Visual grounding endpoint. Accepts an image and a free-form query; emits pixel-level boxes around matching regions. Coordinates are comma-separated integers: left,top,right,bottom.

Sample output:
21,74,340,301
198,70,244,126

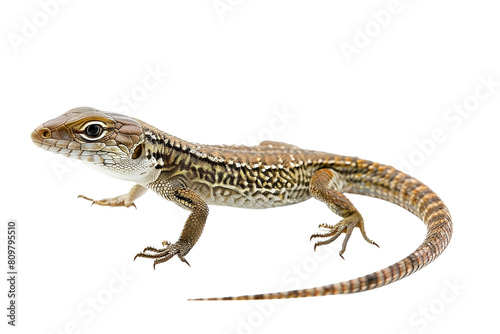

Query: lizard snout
31,126,52,146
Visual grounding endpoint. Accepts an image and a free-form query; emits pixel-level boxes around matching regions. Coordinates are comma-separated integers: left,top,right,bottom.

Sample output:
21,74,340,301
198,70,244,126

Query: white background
1,1,499,333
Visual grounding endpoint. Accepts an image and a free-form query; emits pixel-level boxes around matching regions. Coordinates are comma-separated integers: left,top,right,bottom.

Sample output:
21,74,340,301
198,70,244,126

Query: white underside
84,162,160,185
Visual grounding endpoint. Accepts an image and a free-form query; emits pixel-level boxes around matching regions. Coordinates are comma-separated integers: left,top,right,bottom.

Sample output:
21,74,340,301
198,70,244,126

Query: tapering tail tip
189,293,282,301
188,288,331,301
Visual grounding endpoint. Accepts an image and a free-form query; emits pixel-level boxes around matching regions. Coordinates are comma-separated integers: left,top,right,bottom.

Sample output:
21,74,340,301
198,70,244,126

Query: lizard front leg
134,177,209,268
309,168,379,258
78,184,148,208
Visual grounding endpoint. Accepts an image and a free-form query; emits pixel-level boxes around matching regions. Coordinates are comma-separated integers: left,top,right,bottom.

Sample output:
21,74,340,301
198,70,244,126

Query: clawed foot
310,212,379,259
78,194,137,209
134,240,192,269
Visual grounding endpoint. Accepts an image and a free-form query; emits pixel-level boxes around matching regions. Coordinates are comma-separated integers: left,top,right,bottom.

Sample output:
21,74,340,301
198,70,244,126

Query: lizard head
31,107,160,184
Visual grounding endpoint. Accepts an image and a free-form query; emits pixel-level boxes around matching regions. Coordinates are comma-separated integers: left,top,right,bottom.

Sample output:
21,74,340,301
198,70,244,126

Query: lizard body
31,107,452,300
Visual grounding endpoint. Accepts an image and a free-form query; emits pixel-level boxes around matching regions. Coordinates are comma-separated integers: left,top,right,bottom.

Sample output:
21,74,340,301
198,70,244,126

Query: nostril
38,128,51,139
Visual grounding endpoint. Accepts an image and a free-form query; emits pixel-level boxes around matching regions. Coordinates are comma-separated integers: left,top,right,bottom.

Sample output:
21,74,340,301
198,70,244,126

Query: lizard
31,106,452,300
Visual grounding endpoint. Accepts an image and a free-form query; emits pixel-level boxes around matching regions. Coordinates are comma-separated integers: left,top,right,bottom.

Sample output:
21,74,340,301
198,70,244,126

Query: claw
78,194,137,208
178,254,191,267
135,240,190,268
310,233,321,241
78,195,95,205
310,212,378,257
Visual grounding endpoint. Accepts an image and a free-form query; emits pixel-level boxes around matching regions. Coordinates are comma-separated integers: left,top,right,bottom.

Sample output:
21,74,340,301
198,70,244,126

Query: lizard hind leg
309,168,379,259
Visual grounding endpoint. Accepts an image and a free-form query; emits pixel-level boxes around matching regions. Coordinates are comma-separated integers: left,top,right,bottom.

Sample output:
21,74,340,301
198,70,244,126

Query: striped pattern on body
31,107,452,300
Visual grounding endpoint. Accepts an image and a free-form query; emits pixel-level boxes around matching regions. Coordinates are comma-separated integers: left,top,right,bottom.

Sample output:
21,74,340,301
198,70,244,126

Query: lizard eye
82,122,105,140
85,124,102,137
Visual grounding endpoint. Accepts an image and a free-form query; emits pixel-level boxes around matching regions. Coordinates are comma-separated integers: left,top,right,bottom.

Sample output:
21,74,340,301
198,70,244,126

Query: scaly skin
31,107,452,300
